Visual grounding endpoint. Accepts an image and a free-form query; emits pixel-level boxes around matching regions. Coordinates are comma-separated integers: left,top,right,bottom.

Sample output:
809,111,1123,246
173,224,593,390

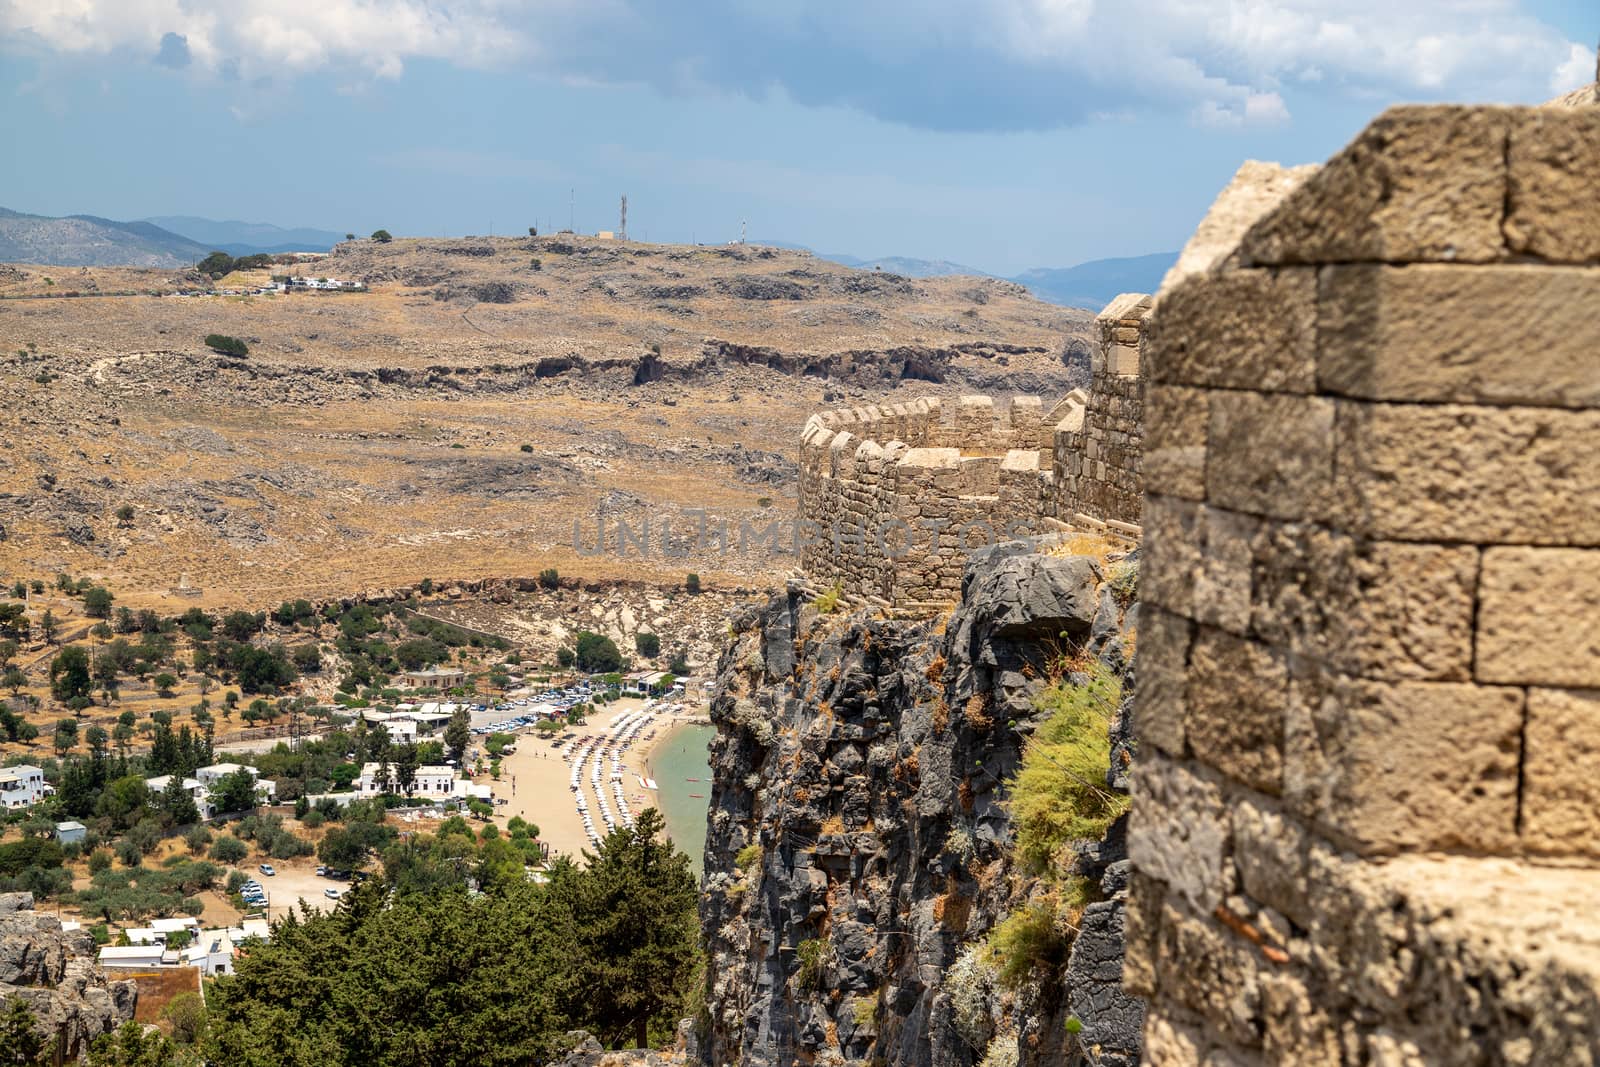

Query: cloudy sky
1,1,1594,274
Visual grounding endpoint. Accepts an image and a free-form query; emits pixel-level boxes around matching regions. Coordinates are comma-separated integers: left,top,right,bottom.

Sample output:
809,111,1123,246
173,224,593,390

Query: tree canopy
203,808,699,1063
574,632,623,673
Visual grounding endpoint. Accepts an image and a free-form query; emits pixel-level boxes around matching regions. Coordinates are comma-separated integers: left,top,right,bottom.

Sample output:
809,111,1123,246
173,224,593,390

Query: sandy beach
492,697,704,861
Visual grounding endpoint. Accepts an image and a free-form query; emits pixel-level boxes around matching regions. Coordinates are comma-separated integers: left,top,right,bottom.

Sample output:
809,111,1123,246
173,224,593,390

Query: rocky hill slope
0,238,1088,604
699,537,1142,1066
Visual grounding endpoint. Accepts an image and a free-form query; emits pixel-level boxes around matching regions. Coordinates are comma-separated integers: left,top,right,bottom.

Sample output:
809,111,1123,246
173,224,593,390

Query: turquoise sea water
648,723,715,879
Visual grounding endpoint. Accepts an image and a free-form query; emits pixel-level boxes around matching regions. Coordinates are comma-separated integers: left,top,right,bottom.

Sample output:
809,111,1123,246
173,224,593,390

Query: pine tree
444,707,470,766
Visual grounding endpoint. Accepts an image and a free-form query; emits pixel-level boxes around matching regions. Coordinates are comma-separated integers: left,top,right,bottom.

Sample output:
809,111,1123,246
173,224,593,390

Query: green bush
984,888,1087,990
574,632,622,673
734,842,761,872
1007,666,1127,877
209,835,249,864
812,582,843,615
795,938,829,991
371,229,393,243
204,333,249,357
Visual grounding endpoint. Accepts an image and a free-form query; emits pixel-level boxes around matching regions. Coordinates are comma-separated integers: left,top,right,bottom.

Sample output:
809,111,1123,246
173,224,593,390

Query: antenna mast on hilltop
619,195,628,242
740,219,746,245
569,188,575,233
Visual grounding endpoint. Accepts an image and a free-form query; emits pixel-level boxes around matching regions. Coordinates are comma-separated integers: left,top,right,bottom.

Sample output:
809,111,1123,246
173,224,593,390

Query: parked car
315,865,327,876
259,864,276,876
324,888,341,899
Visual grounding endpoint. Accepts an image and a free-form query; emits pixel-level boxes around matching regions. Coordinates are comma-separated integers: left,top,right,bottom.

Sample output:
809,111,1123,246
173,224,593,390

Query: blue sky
1,1,1595,275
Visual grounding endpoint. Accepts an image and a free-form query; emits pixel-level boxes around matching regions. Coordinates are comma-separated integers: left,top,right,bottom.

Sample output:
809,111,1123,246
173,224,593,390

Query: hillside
0,208,214,269
0,235,1091,606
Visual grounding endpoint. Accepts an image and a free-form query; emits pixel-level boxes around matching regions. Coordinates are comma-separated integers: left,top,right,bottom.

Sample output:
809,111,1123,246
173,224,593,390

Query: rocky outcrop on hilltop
0,892,137,1058
699,539,1143,1066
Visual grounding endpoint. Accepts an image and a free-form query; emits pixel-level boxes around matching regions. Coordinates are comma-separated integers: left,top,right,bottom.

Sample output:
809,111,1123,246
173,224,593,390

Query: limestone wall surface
1127,104,1600,1064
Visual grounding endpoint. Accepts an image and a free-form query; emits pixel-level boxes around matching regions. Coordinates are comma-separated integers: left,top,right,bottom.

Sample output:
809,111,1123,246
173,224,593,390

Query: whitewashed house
196,763,276,806
355,762,480,801
145,775,211,816
0,765,48,810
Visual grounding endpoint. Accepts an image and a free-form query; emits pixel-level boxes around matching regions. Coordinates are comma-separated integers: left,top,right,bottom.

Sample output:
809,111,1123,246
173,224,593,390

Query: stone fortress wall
1128,102,1600,1063
798,297,1150,609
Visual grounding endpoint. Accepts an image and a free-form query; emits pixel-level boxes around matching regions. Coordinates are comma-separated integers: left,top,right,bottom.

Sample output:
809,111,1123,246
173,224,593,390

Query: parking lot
469,684,596,735
245,857,347,921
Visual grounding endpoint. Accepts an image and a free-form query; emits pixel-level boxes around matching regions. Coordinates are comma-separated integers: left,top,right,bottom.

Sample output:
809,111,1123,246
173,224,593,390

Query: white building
355,762,478,801
145,775,211,816
98,946,166,970
196,763,277,806
55,821,86,845
183,930,237,976
0,765,48,810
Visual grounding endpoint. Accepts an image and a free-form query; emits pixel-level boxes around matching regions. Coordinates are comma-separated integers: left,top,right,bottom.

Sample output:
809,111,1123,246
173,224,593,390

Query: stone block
1129,755,1231,915
1285,672,1522,855
1231,796,1311,927
1140,494,1203,619
1107,343,1141,377
1251,525,1477,682
1134,607,1191,757
1146,268,1316,393
1122,869,1164,998
1153,903,1264,1049
1260,973,1341,1067
1207,392,1335,520
1506,108,1600,263
1332,402,1600,544
1192,507,1258,636
1522,688,1600,858
1318,264,1600,408
1143,385,1208,501
1141,1008,1204,1067
1478,548,1600,687
1186,629,1286,794
1239,105,1509,265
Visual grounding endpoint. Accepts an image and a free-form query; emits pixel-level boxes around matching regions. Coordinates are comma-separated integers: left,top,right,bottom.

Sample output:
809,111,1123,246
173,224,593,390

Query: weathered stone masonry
799,297,1149,609
1127,104,1600,1064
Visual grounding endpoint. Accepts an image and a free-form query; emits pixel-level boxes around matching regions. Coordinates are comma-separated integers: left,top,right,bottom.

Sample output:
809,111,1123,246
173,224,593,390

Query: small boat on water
688,794,704,798
686,777,700,782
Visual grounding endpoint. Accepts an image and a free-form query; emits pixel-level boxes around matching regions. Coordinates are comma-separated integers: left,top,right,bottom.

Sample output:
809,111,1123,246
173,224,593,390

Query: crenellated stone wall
1127,104,1600,1064
798,300,1150,610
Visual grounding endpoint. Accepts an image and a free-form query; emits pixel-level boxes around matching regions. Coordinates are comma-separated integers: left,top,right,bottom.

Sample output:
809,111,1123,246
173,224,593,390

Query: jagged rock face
700,544,1143,1066
0,892,137,1059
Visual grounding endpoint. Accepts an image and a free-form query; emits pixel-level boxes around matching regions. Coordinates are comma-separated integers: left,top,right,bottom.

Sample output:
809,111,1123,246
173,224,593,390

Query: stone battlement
799,295,1151,608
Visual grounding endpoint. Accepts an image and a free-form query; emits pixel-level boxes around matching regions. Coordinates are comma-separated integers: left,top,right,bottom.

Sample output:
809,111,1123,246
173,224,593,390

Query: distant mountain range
1008,253,1179,310
761,238,1177,310
141,216,347,258
0,207,214,268
0,208,345,268
0,207,1174,310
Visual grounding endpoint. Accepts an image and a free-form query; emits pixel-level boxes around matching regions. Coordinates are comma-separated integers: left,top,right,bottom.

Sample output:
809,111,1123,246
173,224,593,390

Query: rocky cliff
0,892,137,1059
699,538,1143,1066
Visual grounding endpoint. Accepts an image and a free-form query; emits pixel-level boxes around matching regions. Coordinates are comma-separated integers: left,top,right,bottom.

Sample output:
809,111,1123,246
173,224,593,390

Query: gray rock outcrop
699,540,1142,1066
0,892,137,1059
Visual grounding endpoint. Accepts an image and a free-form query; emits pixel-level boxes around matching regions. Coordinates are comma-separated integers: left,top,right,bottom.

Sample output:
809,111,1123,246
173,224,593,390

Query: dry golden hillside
0,236,1092,608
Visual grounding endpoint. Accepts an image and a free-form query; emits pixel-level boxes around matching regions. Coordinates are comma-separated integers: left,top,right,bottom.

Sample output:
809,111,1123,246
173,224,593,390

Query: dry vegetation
0,237,1089,607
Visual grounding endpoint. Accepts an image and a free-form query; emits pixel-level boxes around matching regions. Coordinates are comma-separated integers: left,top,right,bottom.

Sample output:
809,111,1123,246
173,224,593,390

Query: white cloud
1552,41,1597,96
0,0,1591,130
